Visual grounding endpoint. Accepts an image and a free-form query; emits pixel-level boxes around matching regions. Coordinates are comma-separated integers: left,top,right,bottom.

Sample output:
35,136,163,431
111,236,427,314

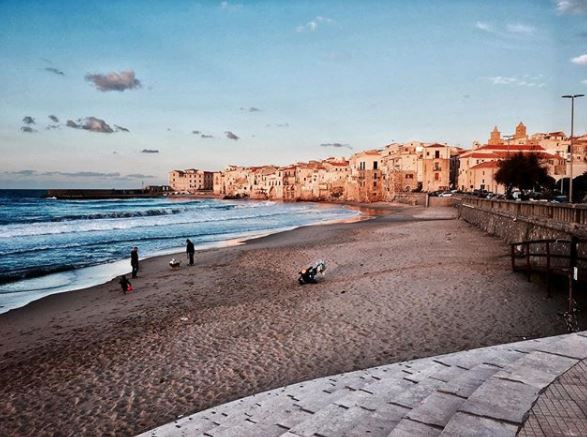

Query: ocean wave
0,209,301,239
0,264,78,286
0,225,267,285
0,203,239,226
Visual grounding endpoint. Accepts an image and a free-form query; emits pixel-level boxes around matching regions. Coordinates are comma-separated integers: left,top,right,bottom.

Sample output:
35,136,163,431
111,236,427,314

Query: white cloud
582,79,587,84
475,21,494,33
571,54,587,65
506,23,536,35
296,16,334,33
220,1,242,11
475,21,536,37
487,75,546,87
555,0,587,15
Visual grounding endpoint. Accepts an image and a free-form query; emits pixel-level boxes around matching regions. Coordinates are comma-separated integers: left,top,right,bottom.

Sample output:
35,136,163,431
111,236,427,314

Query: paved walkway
519,358,587,436
138,332,587,437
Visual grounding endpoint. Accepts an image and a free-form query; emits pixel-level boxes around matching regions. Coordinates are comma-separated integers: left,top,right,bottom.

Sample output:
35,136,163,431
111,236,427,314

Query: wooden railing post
526,242,531,282
569,236,578,313
546,241,551,298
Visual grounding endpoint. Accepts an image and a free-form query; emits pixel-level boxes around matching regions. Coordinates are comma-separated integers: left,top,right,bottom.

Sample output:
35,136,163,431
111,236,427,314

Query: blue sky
1,0,586,188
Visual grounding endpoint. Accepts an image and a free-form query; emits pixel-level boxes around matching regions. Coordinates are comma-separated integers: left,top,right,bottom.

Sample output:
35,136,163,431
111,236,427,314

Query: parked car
551,195,568,203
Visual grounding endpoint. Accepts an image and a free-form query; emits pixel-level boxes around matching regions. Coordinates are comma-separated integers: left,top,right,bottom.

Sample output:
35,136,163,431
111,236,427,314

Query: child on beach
119,275,133,293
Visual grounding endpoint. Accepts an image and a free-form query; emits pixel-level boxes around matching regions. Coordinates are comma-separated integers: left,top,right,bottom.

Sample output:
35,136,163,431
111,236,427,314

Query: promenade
140,332,587,437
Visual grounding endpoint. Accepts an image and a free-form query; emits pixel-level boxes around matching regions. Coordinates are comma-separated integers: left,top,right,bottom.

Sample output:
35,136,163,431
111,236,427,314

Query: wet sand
0,204,567,436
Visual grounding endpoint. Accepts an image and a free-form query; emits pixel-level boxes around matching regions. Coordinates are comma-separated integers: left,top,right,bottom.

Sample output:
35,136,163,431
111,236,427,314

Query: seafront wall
458,197,587,243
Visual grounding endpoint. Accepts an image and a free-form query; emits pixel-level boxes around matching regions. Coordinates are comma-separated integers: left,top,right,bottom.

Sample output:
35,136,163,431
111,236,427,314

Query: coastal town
169,123,587,202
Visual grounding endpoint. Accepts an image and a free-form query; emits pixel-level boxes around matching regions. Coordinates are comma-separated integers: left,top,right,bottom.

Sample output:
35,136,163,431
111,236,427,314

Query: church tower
488,126,502,145
514,122,527,140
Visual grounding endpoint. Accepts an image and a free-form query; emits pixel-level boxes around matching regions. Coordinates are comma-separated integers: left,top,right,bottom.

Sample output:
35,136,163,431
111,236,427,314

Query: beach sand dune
0,205,566,436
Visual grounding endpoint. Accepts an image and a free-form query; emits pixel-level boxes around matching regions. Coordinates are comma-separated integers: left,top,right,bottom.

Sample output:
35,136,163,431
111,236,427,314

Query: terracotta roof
479,144,545,151
460,152,501,159
425,143,447,148
470,161,499,170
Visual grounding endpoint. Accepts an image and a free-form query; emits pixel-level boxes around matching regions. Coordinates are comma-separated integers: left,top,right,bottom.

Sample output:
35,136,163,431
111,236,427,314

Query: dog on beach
169,258,181,269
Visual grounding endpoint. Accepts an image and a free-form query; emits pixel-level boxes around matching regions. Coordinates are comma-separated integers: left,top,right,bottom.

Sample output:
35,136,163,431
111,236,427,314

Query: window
434,173,439,181
435,150,440,159
373,161,378,170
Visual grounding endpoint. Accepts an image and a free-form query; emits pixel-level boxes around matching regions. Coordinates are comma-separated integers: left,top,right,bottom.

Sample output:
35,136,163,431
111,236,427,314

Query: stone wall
458,200,587,243
393,192,427,206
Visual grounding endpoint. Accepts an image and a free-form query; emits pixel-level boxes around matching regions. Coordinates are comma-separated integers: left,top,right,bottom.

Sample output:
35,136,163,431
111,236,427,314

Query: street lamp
562,94,584,202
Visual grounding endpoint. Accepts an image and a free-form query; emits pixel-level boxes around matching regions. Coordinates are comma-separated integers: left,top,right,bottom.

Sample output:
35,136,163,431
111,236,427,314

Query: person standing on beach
130,246,139,278
186,239,195,266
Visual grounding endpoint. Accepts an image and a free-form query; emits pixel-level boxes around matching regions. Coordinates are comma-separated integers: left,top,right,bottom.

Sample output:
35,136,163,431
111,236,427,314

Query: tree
494,153,552,195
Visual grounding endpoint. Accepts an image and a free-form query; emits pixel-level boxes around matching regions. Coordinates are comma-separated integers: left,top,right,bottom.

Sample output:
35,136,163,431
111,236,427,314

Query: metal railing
511,238,586,311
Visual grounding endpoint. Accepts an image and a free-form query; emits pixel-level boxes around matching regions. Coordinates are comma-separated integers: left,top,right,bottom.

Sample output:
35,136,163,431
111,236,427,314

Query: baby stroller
298,260,327,285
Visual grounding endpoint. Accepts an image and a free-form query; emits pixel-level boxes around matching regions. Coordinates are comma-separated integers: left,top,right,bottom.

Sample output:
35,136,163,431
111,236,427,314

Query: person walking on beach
130,246,139,278
186,239,195,266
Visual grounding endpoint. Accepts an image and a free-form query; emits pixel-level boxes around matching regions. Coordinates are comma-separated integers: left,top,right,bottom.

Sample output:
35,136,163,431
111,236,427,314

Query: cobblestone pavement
137,332,587,437
518,359,587,436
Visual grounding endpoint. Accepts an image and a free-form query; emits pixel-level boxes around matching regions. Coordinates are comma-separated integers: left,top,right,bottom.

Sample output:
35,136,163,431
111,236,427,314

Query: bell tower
488,126,502,145
515,122,527,140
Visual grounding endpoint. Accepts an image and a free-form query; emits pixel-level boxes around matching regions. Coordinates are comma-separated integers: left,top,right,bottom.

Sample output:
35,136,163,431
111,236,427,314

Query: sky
1,0,587,188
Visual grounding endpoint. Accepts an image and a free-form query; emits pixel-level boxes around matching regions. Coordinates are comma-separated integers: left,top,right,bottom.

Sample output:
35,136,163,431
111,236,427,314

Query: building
172,122,576,202
421,144,452,192
381,143,421,199
458,126,566,192
168,169,214,192
348,150,384,202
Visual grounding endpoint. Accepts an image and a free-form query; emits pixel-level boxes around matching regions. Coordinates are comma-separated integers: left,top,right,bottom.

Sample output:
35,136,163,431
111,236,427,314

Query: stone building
421,144,452,192
348,150,384,202
168,169,214,192
381,143,421,199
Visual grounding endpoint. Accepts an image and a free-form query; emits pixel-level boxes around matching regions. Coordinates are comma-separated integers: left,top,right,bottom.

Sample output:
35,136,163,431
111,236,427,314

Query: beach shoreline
0,200,366,316
0,203,569,436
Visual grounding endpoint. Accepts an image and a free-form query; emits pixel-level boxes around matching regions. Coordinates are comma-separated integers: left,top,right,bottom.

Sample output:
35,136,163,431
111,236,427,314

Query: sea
0,189,359,314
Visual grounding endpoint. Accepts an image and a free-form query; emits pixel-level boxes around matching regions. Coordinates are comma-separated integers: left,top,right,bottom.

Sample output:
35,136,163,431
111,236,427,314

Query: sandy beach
0,204,569,436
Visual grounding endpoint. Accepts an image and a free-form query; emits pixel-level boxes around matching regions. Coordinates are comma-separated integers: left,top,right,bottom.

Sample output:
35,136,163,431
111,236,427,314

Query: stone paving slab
287,404,371,437
391,378,446,409
535,333,587,359
458,377,539,424
388,418,441,437
406,392,465,428
440,412,518,437
138,332,587,437
438,363,499,398
495,351,577,390
341,403,408,437
204,421,285,437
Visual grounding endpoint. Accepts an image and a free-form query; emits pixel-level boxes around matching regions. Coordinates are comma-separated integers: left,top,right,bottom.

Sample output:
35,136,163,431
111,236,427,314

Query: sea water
0,190,358,313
